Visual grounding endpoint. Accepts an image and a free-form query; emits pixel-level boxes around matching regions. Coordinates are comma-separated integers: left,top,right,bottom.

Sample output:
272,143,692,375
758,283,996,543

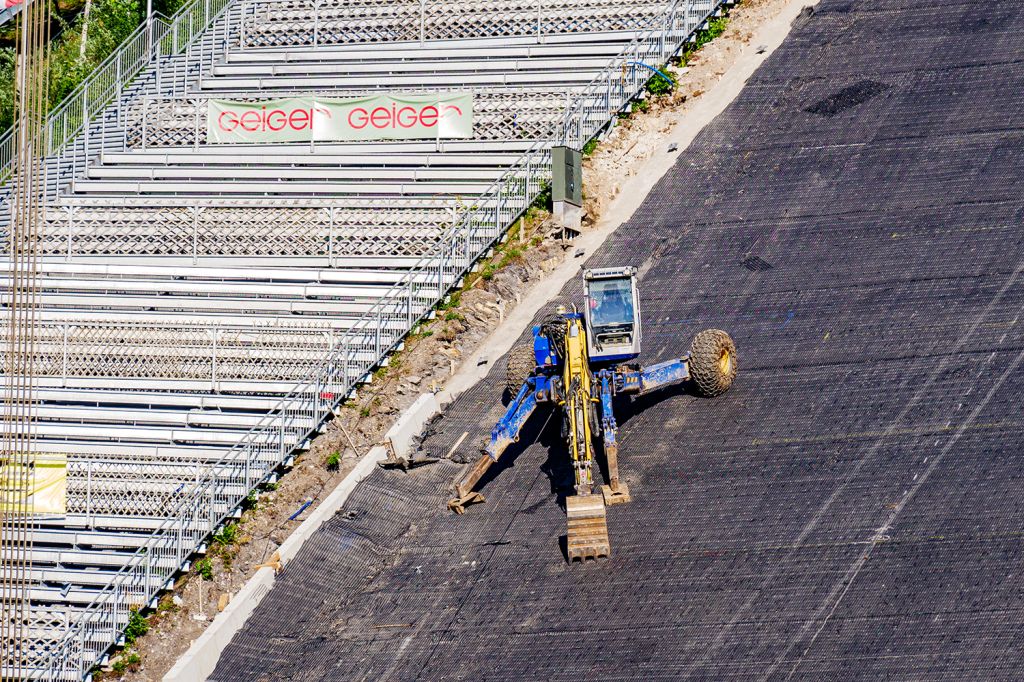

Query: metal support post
419,0,426,45
65,207,73,261
407,279,414,328
211,326,218,385
82,88,89,164
141,97,148,149
192,206,200,263
116,57,122,122
313,0,320,47
375,308,382,356
342,337,349,391
328,207,335,266
193,99,201,150
61,324,69,382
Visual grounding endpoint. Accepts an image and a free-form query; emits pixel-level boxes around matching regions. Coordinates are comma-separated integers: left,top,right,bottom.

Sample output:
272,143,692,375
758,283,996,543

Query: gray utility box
552,146,583,206
551,146,583,231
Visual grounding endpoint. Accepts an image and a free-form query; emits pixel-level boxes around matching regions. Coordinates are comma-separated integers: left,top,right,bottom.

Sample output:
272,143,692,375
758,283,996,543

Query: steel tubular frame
239,0,675,49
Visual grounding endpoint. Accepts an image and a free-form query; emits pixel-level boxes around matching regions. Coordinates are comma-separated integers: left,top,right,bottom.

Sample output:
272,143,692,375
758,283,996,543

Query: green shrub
530,181,552,212
324,451,341,471
497,246,523,268
212,522,238,547
111,651,141,674
645,69,676,97
582,138,599,157
195,557,213,581
242,490,259,511
123,610,148,645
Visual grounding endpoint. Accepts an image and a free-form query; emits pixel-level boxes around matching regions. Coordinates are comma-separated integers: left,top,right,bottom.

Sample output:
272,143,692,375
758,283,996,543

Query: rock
407,375,422,385
172,595,184,607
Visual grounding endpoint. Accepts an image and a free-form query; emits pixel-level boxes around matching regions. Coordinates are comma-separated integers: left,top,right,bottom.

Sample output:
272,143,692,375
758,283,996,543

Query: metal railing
27,0,722,678
6,318,395,386
238,0,675,49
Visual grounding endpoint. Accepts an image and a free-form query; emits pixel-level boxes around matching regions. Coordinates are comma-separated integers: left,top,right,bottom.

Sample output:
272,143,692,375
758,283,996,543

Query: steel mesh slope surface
213,1,1024,680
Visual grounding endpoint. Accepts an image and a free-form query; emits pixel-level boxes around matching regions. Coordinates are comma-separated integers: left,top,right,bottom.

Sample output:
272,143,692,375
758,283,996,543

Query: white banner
206,93,474,144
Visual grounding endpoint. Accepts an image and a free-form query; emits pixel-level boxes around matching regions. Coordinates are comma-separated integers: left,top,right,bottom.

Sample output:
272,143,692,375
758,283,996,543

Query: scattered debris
287,499,313,521
378,452,440,472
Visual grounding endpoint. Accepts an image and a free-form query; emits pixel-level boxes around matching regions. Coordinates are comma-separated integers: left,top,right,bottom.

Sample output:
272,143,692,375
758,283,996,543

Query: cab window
589,278,635,326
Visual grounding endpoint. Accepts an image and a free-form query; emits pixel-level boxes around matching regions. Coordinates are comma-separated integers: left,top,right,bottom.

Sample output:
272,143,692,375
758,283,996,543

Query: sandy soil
106,1,802,678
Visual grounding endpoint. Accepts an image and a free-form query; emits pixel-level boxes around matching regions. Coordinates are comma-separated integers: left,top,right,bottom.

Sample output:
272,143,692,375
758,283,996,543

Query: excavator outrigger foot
600,483,631,506
447,491,485,514
565,494,611,562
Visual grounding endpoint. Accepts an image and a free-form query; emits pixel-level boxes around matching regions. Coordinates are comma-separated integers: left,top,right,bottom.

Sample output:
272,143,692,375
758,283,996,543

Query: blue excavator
448,266,738,561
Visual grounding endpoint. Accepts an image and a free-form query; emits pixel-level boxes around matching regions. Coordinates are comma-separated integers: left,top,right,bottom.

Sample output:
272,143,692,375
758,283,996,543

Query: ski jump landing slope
215,1,1024,679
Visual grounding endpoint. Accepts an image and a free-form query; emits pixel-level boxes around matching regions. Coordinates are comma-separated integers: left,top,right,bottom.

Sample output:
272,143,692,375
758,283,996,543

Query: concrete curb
163,393,440,682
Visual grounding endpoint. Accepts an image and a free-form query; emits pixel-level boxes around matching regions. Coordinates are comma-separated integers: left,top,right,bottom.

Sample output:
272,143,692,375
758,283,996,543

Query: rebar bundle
1,0,50,673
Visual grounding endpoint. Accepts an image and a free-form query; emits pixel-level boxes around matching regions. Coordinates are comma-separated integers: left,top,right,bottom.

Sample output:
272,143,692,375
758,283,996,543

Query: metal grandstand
0,0,726,678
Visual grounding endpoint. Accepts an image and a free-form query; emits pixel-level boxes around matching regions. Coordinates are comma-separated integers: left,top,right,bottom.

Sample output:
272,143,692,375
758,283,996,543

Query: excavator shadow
474,408,575,497
472,381,693,513
591,383,689,486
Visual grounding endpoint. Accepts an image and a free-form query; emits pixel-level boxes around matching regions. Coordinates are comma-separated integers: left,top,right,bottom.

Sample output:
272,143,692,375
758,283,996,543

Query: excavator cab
583,267,641,363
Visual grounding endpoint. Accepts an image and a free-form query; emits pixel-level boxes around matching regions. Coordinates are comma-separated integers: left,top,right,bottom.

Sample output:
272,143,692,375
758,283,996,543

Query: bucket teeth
565,494,610,562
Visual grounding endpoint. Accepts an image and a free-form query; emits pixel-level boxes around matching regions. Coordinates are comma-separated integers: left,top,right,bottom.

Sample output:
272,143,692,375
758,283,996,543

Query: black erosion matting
213,1,1024,679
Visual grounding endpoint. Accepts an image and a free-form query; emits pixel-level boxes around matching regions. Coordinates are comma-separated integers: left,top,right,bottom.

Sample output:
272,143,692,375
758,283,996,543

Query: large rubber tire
506,344,536,394
689,329,738,397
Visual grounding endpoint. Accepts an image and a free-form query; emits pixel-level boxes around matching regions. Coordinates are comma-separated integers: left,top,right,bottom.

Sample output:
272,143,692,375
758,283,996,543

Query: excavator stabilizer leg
565,494,611,562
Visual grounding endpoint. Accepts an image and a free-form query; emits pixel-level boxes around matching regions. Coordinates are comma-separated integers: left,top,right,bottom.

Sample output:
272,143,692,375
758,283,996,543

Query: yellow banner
0,454,67,515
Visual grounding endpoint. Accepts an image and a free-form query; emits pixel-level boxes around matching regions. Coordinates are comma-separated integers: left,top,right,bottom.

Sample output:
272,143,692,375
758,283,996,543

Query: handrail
32,0,721,678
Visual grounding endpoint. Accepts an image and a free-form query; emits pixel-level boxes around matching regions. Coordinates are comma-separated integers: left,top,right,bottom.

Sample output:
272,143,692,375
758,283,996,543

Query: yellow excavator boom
559,317,611,561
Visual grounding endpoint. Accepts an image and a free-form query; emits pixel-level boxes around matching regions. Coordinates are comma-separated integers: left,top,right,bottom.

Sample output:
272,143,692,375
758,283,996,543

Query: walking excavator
447,266,738,561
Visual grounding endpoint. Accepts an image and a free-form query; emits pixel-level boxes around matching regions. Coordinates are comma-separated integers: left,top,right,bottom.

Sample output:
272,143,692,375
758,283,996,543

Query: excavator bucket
565,494,611,562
